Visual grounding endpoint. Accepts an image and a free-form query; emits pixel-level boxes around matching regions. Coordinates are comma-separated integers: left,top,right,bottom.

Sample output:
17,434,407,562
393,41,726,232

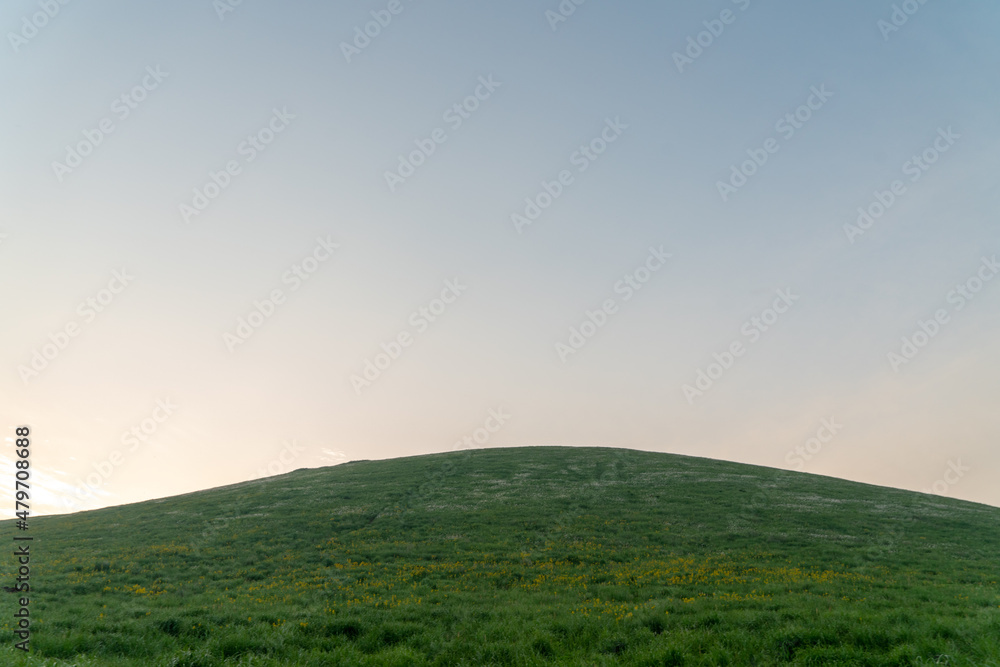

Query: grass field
1,446,998,666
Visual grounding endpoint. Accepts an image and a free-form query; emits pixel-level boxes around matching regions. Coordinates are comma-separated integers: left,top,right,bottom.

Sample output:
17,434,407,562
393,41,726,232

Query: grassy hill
2,446,998,666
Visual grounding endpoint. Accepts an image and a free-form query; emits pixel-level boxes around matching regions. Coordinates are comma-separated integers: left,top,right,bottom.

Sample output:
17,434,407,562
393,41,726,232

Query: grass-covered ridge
2,446,999,666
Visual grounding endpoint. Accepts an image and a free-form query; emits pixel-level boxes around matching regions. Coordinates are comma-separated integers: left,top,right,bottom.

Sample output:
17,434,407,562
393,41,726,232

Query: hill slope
2,446,999,666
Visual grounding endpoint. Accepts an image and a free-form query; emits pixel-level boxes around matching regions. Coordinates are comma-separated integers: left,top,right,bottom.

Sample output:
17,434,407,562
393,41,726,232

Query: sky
2,0,998,515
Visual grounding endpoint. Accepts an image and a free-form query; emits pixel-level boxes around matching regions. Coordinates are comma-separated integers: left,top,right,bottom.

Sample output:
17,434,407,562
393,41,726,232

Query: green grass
2,446,998,665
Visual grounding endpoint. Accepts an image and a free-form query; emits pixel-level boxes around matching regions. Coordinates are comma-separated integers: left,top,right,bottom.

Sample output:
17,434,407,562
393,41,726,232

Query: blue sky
2,0,998,514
